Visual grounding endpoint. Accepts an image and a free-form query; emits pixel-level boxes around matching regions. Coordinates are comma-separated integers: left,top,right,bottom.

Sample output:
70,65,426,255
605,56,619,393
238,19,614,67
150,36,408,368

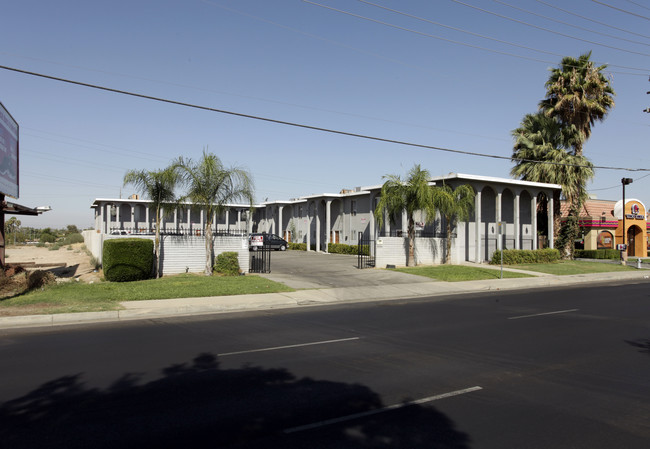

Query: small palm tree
374,164,436,266
123,166,180,278
431,184,475,264
175,150,254,275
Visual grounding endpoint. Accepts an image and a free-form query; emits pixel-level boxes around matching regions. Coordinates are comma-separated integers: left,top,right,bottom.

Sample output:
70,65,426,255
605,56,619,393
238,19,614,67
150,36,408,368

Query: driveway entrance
257,250,432,289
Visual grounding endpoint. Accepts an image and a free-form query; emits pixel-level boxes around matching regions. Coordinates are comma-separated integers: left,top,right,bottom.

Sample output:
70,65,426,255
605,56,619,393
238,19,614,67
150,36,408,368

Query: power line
534,0,650,40
450,0,650,57
2,63,648,173
493,0,650,47
304,1,649,75
591,0,650,20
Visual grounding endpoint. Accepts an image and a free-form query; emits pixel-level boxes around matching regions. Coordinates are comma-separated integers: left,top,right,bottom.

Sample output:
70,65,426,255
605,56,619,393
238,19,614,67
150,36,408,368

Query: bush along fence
287,242,369,256
490,248,561,265
574,249,620,260
103,238,154,282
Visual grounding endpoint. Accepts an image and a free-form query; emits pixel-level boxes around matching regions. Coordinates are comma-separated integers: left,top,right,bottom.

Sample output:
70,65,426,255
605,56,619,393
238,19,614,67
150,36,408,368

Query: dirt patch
5,243,102,284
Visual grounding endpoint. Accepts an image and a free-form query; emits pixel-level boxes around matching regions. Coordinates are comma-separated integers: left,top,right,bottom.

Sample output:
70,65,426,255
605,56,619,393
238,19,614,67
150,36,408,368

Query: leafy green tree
511,112,593,254
66,225,80,235
374,164,436,267
123,166,181,278
431,184,475,264
538,52,614,257
175,150,254,275
5,217,21,245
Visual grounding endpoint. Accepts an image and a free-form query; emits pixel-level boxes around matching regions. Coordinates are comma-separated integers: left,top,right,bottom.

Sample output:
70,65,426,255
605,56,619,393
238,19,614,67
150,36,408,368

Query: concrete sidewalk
1,268,648,329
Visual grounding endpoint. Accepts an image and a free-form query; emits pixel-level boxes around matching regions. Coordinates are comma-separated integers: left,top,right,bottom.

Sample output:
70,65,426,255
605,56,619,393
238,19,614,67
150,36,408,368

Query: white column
496,192,502,250
187,207,191,231
475,191,482,263
225,209,230,234
315,202,321,252
514,194,520,250
237,210,242,234
548,195,554,249
278,206,284,239
173,208,178,232
369,195,376,239
145,206,150,232
384,210,391,236
325,200,332,252
200,209,204,234
116,204,121,230
130,204,135,231
401,210,408,236
532,196,538,250
105,204,111,234
306,205,311,251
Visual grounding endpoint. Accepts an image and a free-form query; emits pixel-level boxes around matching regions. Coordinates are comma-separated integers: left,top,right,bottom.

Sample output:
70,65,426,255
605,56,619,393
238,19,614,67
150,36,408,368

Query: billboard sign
0,102,18,199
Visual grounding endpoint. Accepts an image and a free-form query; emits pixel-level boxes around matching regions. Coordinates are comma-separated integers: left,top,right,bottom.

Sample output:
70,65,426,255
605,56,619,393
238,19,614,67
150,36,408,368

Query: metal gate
357,232,376,269
249,245,272,273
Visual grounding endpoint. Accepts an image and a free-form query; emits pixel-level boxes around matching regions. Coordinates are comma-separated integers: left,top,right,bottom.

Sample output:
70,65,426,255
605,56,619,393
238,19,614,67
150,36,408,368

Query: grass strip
512,260,637,275
0,274,294,316
392,265,532,282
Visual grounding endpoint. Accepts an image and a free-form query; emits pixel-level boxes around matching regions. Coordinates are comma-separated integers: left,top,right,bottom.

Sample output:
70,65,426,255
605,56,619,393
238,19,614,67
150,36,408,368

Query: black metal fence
108,227,246,237
249,245,272,273
357,232,376,269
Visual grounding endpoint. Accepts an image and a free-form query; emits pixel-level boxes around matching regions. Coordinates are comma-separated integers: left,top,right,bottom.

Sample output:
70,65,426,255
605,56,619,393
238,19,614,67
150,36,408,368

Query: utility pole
644,75,649,113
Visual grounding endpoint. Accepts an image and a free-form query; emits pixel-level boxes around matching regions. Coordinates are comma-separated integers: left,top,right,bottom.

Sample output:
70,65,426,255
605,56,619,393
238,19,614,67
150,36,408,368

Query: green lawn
393,265,532,282
512,260,637,275
0,274,294,316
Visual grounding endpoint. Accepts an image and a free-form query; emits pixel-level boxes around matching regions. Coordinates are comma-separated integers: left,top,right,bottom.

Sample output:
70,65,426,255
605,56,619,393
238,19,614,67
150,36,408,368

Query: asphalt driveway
256,250,432,289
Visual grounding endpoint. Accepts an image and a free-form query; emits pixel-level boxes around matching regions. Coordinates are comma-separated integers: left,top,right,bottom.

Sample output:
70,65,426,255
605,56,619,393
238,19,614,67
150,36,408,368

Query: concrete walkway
1,267,648,329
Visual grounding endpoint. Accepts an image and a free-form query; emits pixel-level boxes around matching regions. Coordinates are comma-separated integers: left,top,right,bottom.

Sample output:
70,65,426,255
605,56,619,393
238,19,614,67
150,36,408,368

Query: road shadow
626,338,650,355
0,352,471,449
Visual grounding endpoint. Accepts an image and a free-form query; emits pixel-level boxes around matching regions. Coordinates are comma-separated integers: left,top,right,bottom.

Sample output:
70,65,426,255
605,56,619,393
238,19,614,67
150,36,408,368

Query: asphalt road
0,282,649,448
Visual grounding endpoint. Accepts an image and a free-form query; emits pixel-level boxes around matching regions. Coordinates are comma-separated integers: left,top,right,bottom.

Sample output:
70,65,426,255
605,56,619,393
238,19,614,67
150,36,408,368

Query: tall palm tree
539,51,615,158
374,164,436,267
511,112,594,253
538,52,612,256
175,150,254,275
431,183,475,264
123,166,180,278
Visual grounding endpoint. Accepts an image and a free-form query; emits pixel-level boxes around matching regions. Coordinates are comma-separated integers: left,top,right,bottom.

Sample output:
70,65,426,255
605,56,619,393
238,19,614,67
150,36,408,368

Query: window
351,200,357,217
597,231,613,249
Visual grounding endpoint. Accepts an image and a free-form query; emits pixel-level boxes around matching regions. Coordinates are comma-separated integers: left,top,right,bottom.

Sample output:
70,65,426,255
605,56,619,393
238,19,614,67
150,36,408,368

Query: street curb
1,270,648,330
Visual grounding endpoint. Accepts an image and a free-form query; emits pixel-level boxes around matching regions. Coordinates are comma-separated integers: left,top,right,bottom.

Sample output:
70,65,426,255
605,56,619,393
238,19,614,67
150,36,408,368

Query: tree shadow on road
0,352,471,449
625,338,650,355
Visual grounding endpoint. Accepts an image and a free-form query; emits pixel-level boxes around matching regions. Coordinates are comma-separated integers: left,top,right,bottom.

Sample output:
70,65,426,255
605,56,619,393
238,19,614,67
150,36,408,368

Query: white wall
83,231,249,276
375,236,452,267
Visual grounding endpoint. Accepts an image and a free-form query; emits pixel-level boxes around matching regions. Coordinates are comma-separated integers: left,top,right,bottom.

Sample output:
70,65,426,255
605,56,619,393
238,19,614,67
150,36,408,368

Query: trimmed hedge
288,243,307,251
490,248,561,265
574,249,620,260
103,238,154,282
327,243,366,255
214,252,240,276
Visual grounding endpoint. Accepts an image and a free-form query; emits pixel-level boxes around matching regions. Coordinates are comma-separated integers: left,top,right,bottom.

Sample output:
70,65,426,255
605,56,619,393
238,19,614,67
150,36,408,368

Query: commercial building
562,198,648,257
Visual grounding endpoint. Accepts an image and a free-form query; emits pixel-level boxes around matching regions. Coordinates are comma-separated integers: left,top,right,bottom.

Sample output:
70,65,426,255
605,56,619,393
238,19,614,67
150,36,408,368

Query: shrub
213,252,240,276
62,233,84,245
574,249,620,260
103,238,153,282
288,243,307,251
327,243,368,256
490,248,561,265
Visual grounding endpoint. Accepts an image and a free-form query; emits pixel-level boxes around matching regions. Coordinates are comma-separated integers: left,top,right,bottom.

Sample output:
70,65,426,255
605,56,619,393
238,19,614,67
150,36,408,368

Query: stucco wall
83,231,248,276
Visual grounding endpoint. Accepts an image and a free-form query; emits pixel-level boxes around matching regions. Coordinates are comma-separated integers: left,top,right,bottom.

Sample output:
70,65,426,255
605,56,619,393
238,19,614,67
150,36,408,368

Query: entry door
628,228,636,257
331,230,340,244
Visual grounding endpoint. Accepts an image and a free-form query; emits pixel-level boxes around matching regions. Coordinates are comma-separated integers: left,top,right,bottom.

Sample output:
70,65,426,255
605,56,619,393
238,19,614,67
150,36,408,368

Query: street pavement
1,251,649,329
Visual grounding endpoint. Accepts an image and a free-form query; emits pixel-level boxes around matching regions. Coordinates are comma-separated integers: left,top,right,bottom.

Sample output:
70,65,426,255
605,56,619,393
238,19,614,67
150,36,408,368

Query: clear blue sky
1,0,648,229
